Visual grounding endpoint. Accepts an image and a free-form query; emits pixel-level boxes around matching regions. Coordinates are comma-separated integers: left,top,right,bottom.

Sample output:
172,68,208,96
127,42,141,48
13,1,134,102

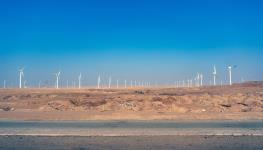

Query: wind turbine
78,73,82,89
197,73,200,87
97,75,101,89
38,80,41,88
18,67,24,89
116,79,119,88
179,81,181,87
23,80,27,88
124,80,127,88
241,77,245,83
200,74,203,87
213,65,217,86
108,76,111,89
228,66,232,85
4,80,6,88
54,71,61,89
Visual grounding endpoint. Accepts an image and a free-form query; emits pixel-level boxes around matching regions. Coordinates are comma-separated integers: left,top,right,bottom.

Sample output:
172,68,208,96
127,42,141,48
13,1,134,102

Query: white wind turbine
241,77,245,83
124,80,127,88
97,75,101,89
200,73,203,87
228,65,236,85
197,73,200,87
116,79,119,88
108,76,111,89
18,67,24,89
213,65,217,86
228,66,232,85
24,80,27,88
54,71,61,89
4,80,6,88
38,80,41,88
78,73,82,89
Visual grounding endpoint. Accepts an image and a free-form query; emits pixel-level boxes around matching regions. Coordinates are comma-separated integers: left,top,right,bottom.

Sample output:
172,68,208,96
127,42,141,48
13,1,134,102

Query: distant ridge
234,81,263,87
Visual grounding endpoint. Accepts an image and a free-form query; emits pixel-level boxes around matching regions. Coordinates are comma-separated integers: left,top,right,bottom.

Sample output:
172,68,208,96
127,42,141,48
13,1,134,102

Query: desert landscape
0,82,262,121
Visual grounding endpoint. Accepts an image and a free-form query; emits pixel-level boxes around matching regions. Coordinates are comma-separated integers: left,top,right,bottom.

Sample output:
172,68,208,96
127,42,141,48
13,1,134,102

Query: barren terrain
0,82,263,120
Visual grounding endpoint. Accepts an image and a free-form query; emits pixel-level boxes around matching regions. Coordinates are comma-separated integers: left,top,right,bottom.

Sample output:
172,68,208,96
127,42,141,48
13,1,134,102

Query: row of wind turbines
174,65,236,88
96,75,152,89
4,65,237,89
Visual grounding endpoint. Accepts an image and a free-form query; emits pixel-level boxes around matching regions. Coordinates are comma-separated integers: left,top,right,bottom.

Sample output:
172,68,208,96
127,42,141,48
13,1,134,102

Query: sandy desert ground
0,82,263,120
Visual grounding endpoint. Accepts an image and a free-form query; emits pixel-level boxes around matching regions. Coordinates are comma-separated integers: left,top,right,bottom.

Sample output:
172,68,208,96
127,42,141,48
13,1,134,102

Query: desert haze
0,82,262,121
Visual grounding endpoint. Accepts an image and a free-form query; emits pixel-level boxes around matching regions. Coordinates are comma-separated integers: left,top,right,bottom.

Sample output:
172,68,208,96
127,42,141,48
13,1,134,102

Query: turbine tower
108,76,111,89
97,75,101,89
38,80,41,88
124,80,127,88
241,77,245,83
78,73,82,89
24,80,27,88
228,66,232,85
4,80,6,88
213,65,217,86
54,71,61,89
200,74,203,87
197,73,200,87
18,68,24,89
116,79,119,88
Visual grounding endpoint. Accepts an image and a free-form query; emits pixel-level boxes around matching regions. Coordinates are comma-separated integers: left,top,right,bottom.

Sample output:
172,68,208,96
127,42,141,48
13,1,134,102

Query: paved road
0,120,263,136
0,120,263,150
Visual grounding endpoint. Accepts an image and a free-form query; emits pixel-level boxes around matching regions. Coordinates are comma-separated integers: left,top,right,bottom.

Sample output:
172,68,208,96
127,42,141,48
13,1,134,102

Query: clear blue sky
1,0,263,87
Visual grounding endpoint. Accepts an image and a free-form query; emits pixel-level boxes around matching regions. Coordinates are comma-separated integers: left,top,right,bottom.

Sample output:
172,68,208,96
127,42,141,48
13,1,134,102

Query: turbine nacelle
54,71,61,78
213,65,217,75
